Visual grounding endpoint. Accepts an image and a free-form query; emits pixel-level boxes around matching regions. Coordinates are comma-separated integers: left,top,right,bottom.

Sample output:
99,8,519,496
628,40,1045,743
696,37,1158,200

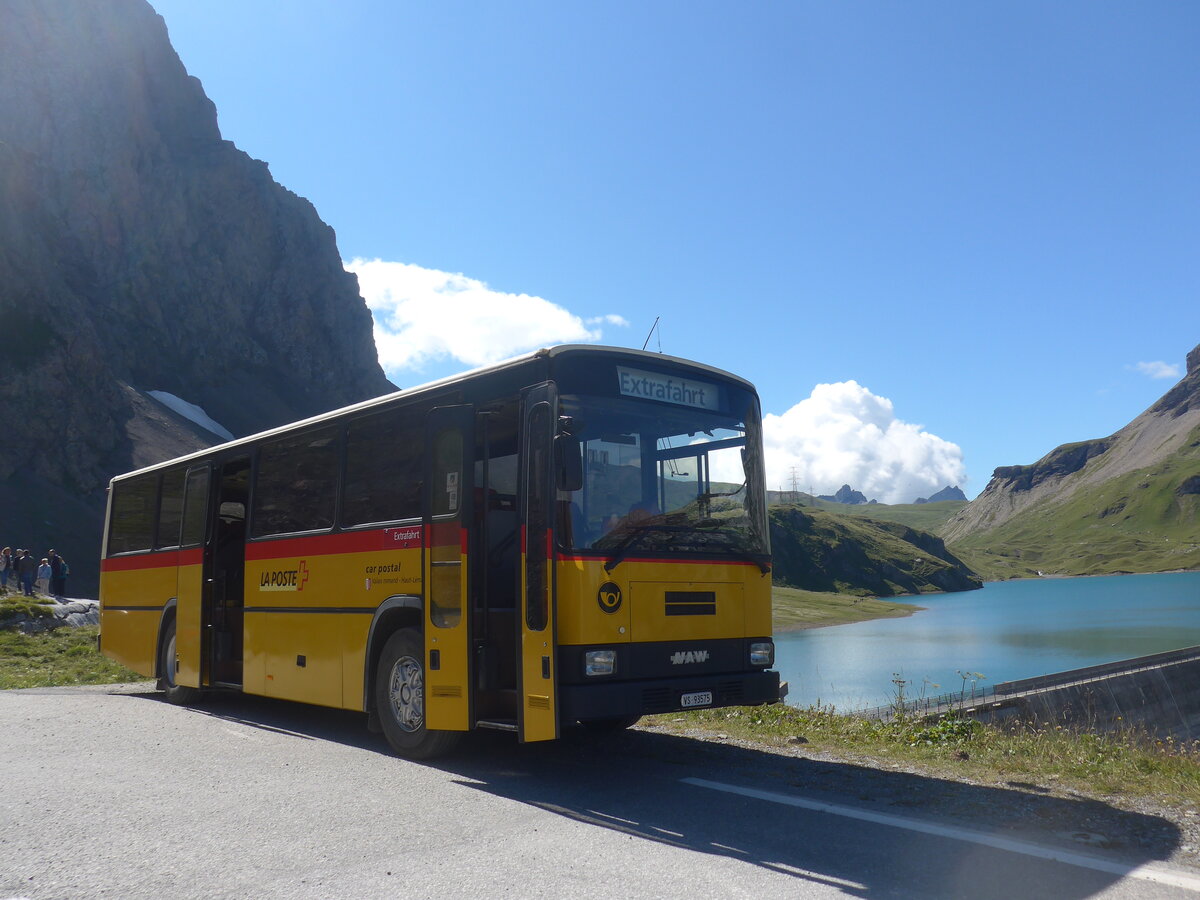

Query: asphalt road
1,683,1197,899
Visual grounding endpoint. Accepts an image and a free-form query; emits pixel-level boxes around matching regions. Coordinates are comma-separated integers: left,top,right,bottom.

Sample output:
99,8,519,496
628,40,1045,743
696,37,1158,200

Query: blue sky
150,0,1198,502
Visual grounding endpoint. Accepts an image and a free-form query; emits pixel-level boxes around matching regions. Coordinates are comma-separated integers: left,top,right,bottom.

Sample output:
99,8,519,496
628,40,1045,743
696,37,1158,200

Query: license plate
680,690,713,709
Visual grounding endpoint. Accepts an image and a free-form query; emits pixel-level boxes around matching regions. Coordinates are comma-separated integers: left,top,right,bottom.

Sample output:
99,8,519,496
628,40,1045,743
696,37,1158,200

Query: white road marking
682,777,1200,893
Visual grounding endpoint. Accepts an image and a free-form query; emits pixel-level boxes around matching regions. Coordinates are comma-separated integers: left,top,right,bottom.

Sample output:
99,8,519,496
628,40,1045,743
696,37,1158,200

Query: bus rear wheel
158,618,201,706
375,629,460,759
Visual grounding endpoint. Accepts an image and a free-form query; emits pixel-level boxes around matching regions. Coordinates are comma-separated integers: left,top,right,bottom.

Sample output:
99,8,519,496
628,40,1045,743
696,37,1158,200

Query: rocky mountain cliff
943,343,1200,578
0,0,394,592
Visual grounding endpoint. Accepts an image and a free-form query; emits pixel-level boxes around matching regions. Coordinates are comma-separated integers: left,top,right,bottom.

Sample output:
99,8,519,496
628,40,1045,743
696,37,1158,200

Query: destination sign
616,366,722,411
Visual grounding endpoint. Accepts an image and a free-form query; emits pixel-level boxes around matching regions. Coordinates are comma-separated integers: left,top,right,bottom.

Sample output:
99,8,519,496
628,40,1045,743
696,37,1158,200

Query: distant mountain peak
914,485,967,504
818,484,870,505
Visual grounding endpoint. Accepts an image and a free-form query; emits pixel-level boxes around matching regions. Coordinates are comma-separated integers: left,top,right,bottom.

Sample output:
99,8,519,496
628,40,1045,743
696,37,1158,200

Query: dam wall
975,651,1200,741
864,646,1200,741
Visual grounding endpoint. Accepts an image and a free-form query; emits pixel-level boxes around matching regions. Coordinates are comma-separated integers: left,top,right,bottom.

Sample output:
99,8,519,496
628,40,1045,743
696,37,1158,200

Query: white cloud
762,381,966,505
345,258,627,375
586,314,631,327
1131,360,1182,380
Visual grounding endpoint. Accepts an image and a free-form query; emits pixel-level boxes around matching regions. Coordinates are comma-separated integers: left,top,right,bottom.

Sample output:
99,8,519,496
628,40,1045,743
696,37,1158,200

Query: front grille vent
641,687,674,713
716,681,744,704
664,591,716,616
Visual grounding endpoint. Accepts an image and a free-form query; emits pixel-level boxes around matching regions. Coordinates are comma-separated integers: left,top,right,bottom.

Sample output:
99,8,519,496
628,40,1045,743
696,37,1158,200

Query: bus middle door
423,405,474,731
174,465,211,689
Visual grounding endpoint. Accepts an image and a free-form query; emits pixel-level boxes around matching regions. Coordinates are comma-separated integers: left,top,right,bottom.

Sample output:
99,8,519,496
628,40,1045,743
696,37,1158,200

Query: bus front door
208,457,249,686
423,406,474,731
518,383,559,743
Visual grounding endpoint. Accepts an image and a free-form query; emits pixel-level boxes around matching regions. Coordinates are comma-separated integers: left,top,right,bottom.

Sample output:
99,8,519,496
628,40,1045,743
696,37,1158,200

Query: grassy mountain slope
769,505,982,597
944,343,1200,579
949,424,1200,578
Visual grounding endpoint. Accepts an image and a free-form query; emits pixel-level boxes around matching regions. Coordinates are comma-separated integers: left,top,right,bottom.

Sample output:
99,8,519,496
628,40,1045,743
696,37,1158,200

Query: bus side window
251,426,339,537
525,403,551,631
109,475,158,555
180,468,210,548
429,427,463,628
343,407,423,526
155,469,186,550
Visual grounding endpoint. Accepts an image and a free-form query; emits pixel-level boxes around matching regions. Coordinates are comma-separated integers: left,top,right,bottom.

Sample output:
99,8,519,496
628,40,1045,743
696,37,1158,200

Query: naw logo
670,649,710,665
259,560,310,592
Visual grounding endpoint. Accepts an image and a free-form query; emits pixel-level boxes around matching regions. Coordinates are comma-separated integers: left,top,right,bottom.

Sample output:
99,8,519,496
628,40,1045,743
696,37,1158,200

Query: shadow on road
124,686,1184,898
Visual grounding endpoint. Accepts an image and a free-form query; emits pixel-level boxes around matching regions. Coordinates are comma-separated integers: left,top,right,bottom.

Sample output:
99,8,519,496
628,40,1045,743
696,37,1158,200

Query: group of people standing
0,547,70,601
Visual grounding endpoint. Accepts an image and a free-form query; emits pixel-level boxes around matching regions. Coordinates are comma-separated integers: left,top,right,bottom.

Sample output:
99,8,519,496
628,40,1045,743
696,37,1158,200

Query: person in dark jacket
49,550,67,601
17,549,37,597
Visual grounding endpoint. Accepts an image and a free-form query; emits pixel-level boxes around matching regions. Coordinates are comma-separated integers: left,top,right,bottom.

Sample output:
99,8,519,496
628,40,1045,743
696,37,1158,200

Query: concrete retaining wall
968,655,1200,741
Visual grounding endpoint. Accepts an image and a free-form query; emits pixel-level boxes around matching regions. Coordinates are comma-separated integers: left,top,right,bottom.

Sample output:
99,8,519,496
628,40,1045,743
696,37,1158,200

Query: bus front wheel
158,618,201,706
375,629,460,759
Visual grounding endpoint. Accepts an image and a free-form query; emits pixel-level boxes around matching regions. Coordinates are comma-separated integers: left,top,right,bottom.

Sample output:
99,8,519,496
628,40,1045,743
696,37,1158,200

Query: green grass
772,585,922,631
0,626,146,689
0,594,56,623
646,703,1200,808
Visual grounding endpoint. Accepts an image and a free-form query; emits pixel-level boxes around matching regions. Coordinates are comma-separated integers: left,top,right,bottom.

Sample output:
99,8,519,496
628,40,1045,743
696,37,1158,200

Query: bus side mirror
554,434,583,492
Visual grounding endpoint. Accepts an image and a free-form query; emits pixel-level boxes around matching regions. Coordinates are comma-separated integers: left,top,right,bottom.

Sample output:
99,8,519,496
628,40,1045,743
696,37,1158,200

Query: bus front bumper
558,669,782,722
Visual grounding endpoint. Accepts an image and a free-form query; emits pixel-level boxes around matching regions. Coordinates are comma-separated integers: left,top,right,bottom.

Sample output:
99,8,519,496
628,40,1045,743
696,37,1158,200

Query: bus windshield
558,391,769,564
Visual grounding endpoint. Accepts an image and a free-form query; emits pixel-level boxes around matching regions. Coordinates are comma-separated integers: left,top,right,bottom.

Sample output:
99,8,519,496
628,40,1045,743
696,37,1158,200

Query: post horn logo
597,581,622,614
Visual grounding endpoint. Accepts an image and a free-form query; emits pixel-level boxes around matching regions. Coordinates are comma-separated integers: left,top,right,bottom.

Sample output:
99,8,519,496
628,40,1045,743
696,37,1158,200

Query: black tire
578,715,641,732
158,617,201,706
374,629,461,759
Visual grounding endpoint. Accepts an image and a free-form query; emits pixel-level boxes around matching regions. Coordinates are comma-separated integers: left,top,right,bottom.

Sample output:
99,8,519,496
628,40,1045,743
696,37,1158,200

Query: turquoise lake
774,571,1200,711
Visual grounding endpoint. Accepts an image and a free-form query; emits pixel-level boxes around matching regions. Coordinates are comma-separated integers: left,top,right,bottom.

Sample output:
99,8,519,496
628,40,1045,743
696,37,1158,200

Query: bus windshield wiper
602,521,770,575
602,524,686,573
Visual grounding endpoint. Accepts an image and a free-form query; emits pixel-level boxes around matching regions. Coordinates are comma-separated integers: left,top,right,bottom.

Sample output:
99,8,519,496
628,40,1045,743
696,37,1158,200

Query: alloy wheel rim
164,633,177,688
388,655,424,733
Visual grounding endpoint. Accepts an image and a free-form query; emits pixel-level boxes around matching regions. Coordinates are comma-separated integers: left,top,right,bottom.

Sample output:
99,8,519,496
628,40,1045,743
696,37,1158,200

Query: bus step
475,719,519,732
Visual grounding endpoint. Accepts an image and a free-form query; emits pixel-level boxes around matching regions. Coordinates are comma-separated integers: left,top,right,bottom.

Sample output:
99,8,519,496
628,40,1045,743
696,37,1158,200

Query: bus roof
109,344,757,483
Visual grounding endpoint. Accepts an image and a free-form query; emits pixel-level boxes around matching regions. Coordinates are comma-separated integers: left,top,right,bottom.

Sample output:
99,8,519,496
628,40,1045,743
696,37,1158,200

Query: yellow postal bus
99,345,781,757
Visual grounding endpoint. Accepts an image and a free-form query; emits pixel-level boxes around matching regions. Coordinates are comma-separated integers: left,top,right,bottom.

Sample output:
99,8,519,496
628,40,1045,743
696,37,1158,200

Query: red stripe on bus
245,526,424,561
427,520,459,547
101,548,203,572
557,554,767,568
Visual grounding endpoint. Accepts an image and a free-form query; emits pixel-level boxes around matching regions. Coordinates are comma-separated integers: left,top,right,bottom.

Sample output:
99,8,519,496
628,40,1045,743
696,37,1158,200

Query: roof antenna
641,316,661,352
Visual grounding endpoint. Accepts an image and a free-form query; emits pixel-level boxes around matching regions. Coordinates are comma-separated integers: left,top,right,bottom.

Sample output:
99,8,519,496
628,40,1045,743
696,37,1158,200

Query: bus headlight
749,641,774,667
584,649,616,676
